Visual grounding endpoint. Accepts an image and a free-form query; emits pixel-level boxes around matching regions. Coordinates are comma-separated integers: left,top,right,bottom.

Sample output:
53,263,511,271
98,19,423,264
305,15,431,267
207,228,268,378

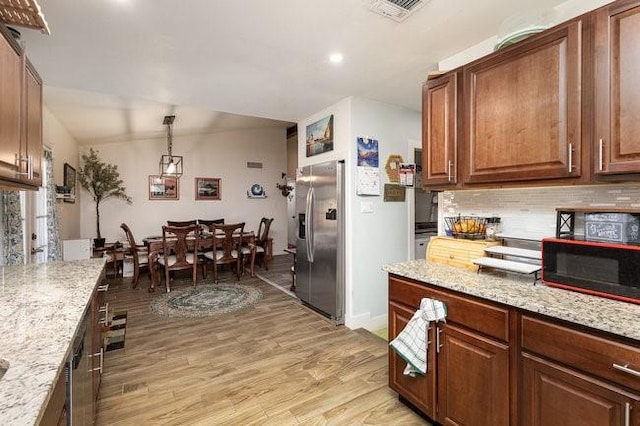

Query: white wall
43,106,80,240
79,127,289,251
298,97,421,331
438,0,614,70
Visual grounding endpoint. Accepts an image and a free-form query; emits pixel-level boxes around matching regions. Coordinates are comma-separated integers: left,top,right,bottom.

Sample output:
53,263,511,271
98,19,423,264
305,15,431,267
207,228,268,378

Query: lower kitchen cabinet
388,275,511,425
388,274,640,425
438,324,509,426
521,314,640,426
389,301,436,418
89,277,108,418
522,353,639,426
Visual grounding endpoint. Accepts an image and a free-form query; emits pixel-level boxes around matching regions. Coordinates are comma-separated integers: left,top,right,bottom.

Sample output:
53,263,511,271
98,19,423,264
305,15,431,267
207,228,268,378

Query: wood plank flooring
96,271,428,425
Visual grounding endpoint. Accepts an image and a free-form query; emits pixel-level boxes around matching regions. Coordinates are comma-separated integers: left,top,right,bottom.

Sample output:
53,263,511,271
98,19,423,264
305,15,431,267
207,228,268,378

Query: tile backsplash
440,183,640,241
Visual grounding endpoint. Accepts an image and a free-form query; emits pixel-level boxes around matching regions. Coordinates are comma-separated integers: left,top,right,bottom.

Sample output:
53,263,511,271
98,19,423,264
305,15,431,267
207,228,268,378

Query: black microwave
542,237,640,304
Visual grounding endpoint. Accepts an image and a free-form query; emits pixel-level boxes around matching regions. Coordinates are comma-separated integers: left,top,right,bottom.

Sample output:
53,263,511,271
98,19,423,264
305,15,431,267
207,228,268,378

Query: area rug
150,284,262,318
104,311,127,351
372,328,388,341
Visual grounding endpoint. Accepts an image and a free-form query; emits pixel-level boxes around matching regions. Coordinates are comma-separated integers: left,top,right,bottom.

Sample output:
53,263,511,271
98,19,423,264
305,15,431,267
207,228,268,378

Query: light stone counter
384,260,640,342
0,258,106,425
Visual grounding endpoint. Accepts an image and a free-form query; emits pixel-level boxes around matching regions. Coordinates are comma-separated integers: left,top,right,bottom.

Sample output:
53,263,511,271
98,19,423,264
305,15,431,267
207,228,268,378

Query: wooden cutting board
426,236,501,271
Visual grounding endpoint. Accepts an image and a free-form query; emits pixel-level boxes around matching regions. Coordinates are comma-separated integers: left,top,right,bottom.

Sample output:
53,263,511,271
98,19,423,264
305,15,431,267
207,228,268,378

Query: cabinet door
422,71,459,187
0,31,22,183
522,353,639,426
23,61,42,187
437,323,509,426
91,279,108,415
388,301,436,418
594,0,640,175
463,20,583,184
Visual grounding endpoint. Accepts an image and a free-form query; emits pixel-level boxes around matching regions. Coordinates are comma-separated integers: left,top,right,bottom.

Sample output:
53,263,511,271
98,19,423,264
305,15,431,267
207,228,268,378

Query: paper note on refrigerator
356,166,380,195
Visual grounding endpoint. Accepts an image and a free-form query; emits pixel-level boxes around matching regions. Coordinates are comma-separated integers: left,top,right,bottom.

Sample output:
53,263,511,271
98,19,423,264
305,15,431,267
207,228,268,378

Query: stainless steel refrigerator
296,160,345,324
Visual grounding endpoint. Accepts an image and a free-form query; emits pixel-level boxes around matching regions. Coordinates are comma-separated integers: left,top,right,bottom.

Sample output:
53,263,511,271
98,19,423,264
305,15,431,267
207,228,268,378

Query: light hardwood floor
96,272,428,425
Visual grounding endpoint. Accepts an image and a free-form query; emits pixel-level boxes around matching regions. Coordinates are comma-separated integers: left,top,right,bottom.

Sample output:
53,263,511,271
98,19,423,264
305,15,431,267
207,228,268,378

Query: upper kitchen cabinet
422,70,460,188
22,59,43,187
0,24,43,190
462,19,586,185
0,25,23,186
594,0,640,176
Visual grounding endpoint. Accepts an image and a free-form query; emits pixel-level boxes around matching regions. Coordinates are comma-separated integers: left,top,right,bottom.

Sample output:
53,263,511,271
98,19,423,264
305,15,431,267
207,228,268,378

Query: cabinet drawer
389,276,509,342
521,315,640,392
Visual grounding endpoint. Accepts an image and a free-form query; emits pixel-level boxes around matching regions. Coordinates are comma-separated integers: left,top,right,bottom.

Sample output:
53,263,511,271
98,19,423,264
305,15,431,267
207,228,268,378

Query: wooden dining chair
205,222,245,284
167,219,197,227
120,223,149,288
197,218,224,227
157,224,201,292
255,217,274,270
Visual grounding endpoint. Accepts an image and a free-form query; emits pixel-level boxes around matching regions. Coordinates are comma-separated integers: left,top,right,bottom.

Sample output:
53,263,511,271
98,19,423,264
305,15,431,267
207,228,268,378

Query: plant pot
93,238,106,248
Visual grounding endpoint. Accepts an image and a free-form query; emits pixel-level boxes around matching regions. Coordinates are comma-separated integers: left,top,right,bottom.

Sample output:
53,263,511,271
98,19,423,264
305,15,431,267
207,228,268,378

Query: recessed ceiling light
329,53,344,64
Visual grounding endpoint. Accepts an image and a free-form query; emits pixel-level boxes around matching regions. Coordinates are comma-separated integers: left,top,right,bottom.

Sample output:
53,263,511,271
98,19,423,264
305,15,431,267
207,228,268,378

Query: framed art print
306,114,334,157
195,177,221,200
149,175,179,200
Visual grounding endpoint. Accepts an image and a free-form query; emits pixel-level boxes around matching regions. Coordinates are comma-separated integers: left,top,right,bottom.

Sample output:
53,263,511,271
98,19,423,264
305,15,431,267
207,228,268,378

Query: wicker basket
444,216,487,239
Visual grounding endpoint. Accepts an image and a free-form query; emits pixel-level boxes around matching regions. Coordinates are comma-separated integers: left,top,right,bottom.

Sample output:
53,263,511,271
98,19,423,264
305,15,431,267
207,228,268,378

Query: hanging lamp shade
159,115,183,178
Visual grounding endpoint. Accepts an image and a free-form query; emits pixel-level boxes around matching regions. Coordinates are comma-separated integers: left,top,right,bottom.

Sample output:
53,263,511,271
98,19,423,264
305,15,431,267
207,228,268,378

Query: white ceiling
17,0,567,144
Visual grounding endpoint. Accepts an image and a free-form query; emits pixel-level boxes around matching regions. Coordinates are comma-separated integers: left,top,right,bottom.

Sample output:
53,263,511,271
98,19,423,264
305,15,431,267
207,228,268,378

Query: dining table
143,231,256,292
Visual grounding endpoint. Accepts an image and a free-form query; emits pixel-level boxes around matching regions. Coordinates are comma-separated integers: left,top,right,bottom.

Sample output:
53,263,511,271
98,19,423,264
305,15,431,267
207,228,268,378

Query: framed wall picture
306,114,334,157
148,175,180,200
63,163,76,203
195,177,221,200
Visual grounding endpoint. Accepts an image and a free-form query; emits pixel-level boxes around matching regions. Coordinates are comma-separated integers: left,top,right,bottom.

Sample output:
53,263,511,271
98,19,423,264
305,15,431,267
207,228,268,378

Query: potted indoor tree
77,148,132,247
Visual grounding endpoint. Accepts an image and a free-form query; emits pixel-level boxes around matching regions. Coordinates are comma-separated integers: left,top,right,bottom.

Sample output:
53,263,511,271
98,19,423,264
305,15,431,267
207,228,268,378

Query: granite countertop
384,260,640,342
0,258,106,425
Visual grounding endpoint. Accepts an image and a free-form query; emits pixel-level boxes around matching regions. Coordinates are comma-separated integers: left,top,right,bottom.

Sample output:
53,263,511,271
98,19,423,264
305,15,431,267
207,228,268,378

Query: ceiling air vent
367,0,428,22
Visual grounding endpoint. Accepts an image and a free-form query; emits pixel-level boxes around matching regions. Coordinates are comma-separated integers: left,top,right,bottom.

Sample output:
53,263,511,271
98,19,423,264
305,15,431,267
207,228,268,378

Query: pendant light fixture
159,115,183,178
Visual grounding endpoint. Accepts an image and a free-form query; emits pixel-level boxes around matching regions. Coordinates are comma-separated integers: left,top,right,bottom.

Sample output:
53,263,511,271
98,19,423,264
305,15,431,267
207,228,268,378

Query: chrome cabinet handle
436,327,443,353
99,302,109,325
447,160,453,182
568,143,574,173
89,348,104,374
598,138,604,171
613,363,640,377
15,154,33,179
97,284,109,292
624,402,631,426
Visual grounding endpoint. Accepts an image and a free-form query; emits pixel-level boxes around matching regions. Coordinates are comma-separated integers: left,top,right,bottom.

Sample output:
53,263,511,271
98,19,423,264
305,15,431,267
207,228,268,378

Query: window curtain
44,150,62,261
1,191,25,265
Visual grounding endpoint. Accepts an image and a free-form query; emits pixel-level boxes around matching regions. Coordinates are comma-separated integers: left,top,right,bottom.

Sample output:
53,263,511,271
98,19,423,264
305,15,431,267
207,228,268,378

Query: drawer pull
613,363,640,377
436,327,443,353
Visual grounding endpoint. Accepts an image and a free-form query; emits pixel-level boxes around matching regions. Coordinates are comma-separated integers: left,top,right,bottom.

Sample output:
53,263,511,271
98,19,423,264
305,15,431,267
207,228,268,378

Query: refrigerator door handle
306,187,314,263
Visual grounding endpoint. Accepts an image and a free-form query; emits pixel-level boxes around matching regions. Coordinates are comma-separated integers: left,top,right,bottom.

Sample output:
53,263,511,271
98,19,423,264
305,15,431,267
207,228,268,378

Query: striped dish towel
389,298,447,376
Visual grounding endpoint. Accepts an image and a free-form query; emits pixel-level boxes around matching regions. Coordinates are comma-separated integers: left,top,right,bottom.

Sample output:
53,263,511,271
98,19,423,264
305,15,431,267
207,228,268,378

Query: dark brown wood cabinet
520,315,640,426
23,60,43,187
389,301,436,418
389,274,640,425
594,0,640,176
438,323,510,426
0,23,43,190
90,277,108,419
462,19,585,184
522,354,639,426
389,275,511,425
422,70,460,188
0,25,23,185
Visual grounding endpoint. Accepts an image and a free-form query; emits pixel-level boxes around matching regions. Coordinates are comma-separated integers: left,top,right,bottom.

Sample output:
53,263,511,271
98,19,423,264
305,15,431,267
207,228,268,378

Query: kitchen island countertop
0,258,105,425
384,260,640,342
